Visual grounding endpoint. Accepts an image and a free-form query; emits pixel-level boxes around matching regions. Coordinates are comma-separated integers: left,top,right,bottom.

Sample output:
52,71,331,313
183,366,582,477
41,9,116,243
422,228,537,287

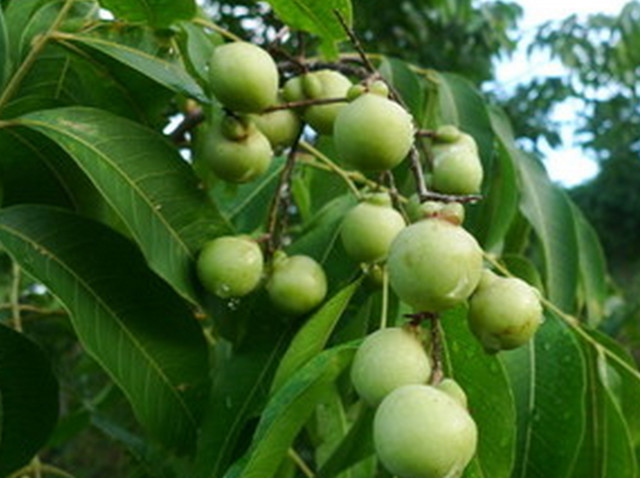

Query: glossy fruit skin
468,270,543,352
436,378,468,409
266,254,328,316
303,70,352,134
334,94,414,171
374,384,477,478
209,42,279,113
388,218,483,312
250,106,302,151
431,133,483,194
197,236,263,298
200,118,272,183
351,327,431,406
341,193,406,263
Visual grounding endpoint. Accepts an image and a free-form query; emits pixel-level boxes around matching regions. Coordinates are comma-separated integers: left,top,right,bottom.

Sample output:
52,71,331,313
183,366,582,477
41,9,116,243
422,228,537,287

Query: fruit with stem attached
266,252,327,316
197,236,263,298
374,384,477,478
468,270,543,353
341,193,406,264
351,327,431,406
209,42,279,113
431,128,483,195
387,217,483,312
334,93,414,171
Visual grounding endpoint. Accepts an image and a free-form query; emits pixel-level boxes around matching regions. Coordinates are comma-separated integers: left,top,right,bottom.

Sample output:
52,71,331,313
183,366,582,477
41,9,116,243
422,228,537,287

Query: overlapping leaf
0,205,209,452
0,324,59,477
99,0,196,28
17,106,231,302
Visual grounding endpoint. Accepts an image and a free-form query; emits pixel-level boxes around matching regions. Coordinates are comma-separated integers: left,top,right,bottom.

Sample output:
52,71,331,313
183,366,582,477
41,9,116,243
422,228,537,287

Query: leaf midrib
0,221,197,428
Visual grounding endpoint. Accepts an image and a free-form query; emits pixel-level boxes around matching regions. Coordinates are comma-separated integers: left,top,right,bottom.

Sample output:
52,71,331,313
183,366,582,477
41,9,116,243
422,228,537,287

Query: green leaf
572,335,637,478
99,0,196,28
271,279,362,393
58,31,208,102
0,205,209,452
195,311,294,478
500,313,586,478
500,253,545,293
0,324,59,477
317,405,376,478
4,0,43,66
265,0,352,56
17,106,231,303
0,5,9,90
440,306,516,478
225,342,358,478
433,72,494,165
175,20,222,85
571,203,607,325
514,151,578,312
378,57,424,123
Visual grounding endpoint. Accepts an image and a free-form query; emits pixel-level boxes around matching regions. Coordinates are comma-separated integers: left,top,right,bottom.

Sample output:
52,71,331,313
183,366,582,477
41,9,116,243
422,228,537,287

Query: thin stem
380,266,389,329
409,146,429,199
299,141,361,199
428,315,444,385
169,108,205,144
10,263,22,332
484,253,640,383
266,130,305,254
287,448,315,478
0,0,76,114
7,463,76,478
192,17,243,42
333,10,378,75
416,129,437,138
263,96,348,113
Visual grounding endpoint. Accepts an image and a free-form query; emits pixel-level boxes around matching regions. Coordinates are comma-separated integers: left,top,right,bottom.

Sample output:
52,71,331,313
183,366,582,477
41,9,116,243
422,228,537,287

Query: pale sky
492,0,631,187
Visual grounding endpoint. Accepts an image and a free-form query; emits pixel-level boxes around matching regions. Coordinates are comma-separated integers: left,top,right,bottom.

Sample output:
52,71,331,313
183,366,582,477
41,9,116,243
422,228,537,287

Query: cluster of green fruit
195,39,543,478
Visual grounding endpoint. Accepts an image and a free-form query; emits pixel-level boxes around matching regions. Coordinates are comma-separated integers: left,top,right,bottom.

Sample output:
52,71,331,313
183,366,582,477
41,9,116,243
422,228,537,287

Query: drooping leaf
98,0,196,28
194,303,293,478
572,336,637,478
514,151,578,312
17,106,231,303
271,279,362,393
265,0,352,56
224,342,358,478
3,0,43,67
0,324,59,477
571,203,607,325
56,31,208,102
0,205,209,452
175,20,222,85
440,306,516,478
500,313,586,478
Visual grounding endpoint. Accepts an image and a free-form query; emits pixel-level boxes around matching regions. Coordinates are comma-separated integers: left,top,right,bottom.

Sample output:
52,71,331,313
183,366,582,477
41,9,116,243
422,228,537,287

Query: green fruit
435,125,462,143
436,378,468,409
282,76,305,103
334,94,414,171
197,236,264,298
266,253,327,316
431,133,483,194
347,84,367,101
468,270,543,352
200,116,272,183
374,384,477,478
303,70,352,134
351,327,431,406
368,79,389,97
341,193,406,263
387,218,483,311
209,42,279,112
250,105,302,151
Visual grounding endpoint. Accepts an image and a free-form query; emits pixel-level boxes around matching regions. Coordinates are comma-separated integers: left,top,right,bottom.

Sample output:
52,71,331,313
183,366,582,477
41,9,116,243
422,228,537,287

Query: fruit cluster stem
262,96,348,113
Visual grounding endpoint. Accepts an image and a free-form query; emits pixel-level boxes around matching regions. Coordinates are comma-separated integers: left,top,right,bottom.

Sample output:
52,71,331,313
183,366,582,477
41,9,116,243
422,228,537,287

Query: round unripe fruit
374,384,477,478
351,327,431,406
282,76,305,103
341,193,406,263
431,133,483,195
435,124,462,143
250,105,302,151
266,254,328,316
209,42,279,113
334,94,414,171
368,80,389,97
388,218,483,311
197,236,263,298
303,70,352,135
200,117,273,183
468,270,543,353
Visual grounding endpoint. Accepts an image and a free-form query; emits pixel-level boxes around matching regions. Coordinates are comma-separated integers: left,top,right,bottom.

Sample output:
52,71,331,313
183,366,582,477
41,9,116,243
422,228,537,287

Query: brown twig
333,10,378,75
169,108,205,144
428,315,444,385
266,129,305,255
262,96,348,113
384,171,410,224
409,146,429,199
416,129,437,138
